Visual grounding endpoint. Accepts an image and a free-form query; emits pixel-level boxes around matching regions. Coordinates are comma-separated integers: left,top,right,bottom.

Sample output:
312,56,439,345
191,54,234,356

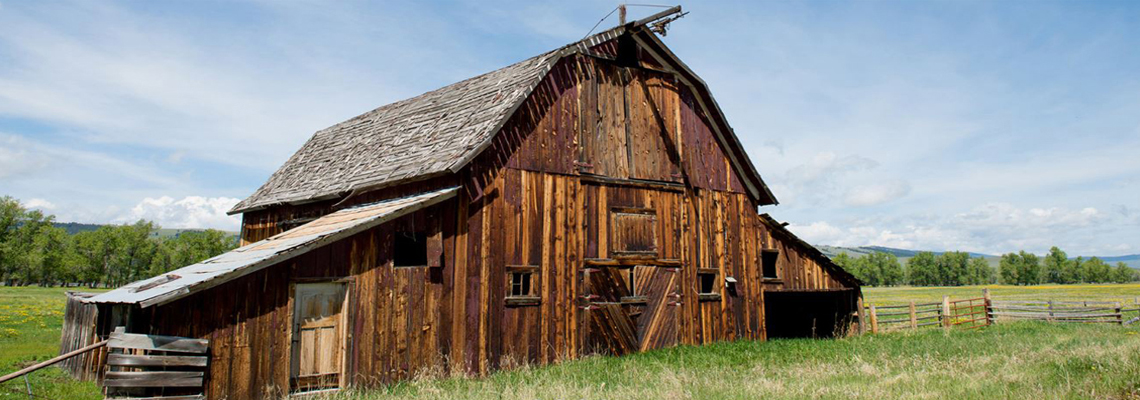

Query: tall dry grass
330,322,1140,400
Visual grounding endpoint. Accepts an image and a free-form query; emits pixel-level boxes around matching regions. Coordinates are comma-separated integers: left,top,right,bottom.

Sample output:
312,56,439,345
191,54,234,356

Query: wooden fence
991,300,1136,324
862,290,1140,334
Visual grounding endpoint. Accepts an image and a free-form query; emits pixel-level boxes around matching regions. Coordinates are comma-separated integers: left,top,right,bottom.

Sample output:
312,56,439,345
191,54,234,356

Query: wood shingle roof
230,49,560,213
232,16,777,214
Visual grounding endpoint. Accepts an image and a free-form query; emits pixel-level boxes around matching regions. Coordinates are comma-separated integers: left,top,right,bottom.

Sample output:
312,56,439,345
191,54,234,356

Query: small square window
510,272,532,297
506,266,540,306
762,249,779,279
697,270,721,301
698,272,717,295
394,232,427,267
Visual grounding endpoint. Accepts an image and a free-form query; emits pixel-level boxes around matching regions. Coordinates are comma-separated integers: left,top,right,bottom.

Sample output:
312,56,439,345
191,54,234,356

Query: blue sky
0,1,1137,256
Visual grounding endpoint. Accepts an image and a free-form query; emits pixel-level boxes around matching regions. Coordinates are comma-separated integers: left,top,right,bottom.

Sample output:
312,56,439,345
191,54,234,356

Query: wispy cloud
845,181,911,207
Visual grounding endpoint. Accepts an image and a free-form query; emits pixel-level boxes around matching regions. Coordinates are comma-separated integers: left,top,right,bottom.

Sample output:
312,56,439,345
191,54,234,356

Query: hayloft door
290,282,348,393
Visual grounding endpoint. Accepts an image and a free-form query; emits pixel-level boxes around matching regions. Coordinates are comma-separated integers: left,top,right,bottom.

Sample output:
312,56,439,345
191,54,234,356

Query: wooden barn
68,9,861,399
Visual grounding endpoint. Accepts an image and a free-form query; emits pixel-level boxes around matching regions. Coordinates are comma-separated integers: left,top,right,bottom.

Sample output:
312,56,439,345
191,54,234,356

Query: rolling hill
54,222,239,240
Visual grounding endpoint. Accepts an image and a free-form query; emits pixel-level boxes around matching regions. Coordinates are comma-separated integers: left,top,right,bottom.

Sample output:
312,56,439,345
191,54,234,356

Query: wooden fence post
1116,302,1123,325
857,297,867,335
869,305,879,334
942,295,951,330
983,288,992,326
909,301,917,330
1047,300,1055,322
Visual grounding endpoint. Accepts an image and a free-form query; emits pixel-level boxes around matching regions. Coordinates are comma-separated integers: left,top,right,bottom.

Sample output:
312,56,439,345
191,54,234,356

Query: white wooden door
290,282,347,392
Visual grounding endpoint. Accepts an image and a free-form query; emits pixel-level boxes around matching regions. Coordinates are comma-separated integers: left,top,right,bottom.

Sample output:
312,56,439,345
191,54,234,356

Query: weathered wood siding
146,203,455,398
759,222,852,291
58,292,105,381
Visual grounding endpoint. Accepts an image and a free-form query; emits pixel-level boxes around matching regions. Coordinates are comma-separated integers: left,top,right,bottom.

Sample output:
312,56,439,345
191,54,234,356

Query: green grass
0,287,102,399
331,322,1140,400
4,285,1140,399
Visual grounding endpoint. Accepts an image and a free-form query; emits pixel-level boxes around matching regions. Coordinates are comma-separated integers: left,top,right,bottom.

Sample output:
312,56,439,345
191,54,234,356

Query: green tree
1017,251,1041,285
1081,257,1112,283
0,195,241,287
856,252,904,286
936,251,971,286
110,221,159,286
967,256,995,285
1112,262,1138,283
0,196,22,283
854,256,879,286
29,226,68,286
834,252,874,285
1000,251,1040,285
999,253,1019,285
70,227,118,287
1062,256,1083,284
907,251,939,286
1043,246,1068,283
0,200,54,285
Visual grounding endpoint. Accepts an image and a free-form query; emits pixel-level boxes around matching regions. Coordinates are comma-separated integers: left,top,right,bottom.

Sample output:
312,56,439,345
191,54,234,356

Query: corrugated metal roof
87,187,458,308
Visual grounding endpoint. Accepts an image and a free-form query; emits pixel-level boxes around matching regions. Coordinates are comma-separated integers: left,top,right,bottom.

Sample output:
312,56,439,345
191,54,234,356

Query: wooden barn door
581,184,683,355
290,282,348,393
582,265,680,355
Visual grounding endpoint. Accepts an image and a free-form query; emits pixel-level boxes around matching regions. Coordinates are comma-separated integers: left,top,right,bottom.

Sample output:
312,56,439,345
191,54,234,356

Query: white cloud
23,198,55,210
786,202,1127,256
115,196,241,231
844,180,911,207
790,221,844,243
788,221,919,250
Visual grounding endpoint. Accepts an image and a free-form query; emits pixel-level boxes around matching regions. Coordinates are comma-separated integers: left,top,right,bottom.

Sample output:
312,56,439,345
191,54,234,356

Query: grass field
864,283,1140,306
0,287,102,399
326,322,1140,400
2,285,1140,399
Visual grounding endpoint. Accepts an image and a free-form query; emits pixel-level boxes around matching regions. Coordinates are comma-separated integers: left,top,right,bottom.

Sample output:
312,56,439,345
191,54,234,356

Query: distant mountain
815,245,1140,269
54,222,104,235
1099,254,1140,268
861,246,994,259
54,222,239,240
815,245,992,259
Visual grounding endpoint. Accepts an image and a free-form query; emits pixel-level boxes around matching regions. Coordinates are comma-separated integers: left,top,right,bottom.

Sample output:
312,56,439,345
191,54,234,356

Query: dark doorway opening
764,289,858,339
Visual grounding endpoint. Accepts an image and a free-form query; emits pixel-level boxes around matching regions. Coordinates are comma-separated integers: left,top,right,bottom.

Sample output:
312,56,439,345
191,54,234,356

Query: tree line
833,247,1139,287
0,196,238,287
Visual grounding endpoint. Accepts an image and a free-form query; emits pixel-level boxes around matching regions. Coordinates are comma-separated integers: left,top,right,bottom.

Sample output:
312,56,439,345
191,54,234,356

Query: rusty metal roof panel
87,187,459,307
